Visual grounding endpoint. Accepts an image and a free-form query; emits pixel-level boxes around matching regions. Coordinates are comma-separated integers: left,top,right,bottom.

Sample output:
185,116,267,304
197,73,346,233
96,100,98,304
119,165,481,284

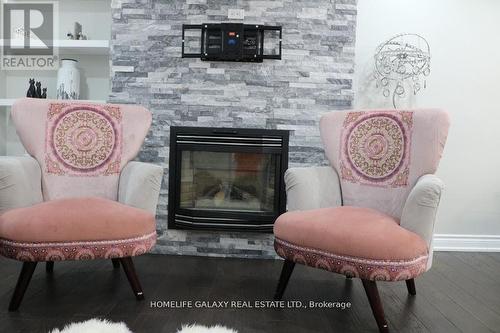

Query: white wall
355,0,500,237
58,0,111,40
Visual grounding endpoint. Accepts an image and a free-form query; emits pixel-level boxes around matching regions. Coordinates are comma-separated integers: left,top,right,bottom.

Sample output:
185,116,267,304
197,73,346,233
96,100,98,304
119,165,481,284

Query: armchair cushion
0,156,43,213
400,174,444,246
11,98,152,201
320,109,449,219
0,197,156,262
119,161,163,214
284,166,342,211
274,206,428,281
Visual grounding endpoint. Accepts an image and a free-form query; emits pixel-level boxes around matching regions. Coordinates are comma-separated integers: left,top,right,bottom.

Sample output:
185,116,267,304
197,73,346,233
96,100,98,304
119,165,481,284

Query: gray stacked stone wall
110,0,357,258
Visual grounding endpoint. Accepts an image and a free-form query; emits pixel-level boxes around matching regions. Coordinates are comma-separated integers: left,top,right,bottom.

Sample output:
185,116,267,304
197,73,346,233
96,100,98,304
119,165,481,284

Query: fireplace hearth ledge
151,229,279,259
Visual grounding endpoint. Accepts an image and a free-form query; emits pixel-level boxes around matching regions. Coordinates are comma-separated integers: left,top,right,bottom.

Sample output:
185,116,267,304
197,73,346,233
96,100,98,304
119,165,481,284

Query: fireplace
168,127,289,232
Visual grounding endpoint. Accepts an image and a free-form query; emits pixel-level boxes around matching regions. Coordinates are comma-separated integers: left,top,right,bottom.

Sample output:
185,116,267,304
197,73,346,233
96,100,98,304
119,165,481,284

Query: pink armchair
0,98,163,311
273,109,450,332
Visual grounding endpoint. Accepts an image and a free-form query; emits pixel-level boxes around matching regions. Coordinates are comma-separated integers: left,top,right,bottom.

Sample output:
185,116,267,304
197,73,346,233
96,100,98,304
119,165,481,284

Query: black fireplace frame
168,126,289,232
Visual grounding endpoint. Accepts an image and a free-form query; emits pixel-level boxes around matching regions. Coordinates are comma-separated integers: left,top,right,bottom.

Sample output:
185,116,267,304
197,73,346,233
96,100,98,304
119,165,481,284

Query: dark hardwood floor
1,252,500,333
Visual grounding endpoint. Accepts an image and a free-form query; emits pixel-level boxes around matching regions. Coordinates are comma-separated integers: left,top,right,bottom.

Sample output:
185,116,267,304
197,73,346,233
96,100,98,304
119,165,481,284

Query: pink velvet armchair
0,98,163,311
273,109,450,332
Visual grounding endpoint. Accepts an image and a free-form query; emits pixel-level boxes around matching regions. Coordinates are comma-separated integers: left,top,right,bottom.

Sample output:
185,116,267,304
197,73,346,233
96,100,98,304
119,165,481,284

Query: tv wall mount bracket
182,23,282,62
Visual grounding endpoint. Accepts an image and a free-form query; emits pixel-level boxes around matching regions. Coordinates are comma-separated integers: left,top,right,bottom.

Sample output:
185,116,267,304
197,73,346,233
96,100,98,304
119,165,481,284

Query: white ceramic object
56,59,80,100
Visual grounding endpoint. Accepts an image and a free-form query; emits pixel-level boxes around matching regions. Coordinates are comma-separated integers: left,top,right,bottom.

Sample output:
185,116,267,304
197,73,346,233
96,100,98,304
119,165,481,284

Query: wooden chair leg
119,257,144,300
46,261,54,273
112,258,120,269
9,262,38,311
274,260,295,300
361,279,389,333
405,278,416,296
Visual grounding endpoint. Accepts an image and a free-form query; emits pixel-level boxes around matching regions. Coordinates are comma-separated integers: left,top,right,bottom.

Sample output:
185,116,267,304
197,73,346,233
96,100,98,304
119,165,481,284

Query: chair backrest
11,98,151,201
320,109,450,219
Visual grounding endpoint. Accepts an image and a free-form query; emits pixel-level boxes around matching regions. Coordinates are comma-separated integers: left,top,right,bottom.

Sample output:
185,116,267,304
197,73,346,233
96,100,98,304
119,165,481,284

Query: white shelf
0,99,107,107
0,40,110,56
0,99,16,107
56,40,110,55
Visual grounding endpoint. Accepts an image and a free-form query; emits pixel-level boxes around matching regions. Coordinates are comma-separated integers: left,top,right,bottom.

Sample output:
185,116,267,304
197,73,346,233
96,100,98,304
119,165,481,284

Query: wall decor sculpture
26,79,47,99
374,33,431,108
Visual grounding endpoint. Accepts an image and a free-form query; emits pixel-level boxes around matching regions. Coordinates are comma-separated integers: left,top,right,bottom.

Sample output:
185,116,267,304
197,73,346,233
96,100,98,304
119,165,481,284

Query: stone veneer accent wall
110,0,357,258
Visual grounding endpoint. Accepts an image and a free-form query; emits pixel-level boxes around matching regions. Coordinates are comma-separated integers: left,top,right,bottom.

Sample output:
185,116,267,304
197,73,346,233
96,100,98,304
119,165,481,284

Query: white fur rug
177,324,238,333
49,319,237,333
49,319,133,333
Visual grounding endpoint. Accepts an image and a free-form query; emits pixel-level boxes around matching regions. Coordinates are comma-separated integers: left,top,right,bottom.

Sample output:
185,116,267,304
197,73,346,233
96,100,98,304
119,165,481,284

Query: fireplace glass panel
180,151,276,213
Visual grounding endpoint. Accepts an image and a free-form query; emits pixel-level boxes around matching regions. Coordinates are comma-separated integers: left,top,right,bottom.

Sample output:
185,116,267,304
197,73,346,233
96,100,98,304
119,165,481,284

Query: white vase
56,59,80,100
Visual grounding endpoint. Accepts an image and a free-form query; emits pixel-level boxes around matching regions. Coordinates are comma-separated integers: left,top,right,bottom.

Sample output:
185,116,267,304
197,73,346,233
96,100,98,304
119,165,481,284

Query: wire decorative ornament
374,33,431,108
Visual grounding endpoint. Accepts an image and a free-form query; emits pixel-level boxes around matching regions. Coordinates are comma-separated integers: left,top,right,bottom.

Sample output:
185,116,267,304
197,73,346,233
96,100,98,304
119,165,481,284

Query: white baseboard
433,234,500,252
